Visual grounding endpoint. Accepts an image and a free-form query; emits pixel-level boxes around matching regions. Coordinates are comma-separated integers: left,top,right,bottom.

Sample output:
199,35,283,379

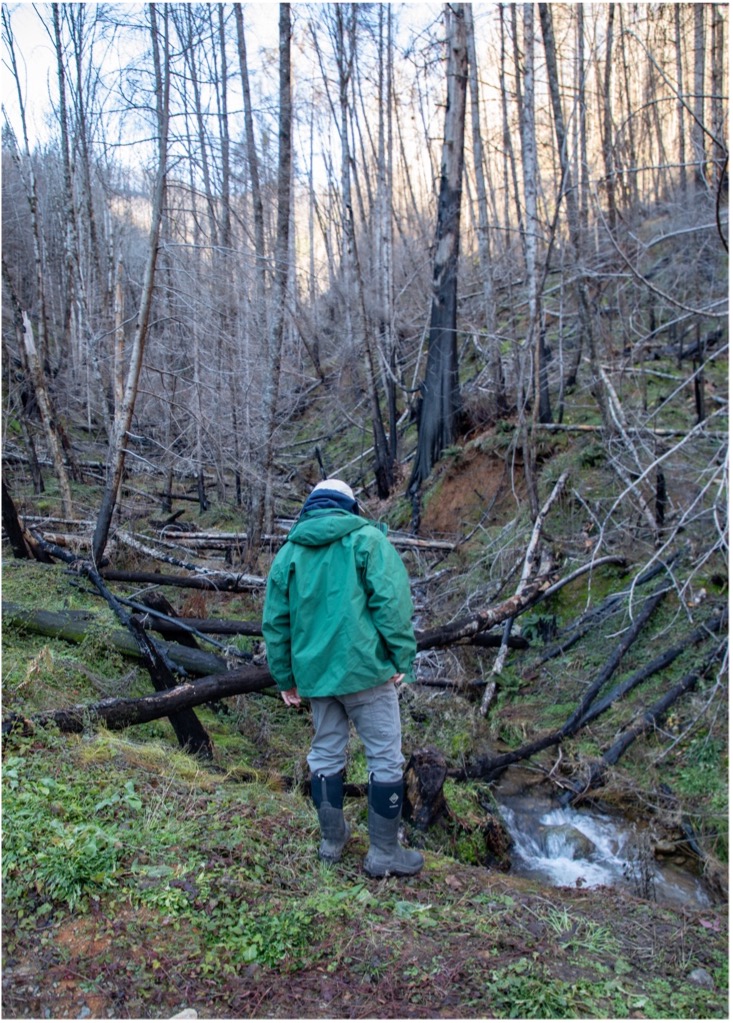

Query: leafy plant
203,904,317,971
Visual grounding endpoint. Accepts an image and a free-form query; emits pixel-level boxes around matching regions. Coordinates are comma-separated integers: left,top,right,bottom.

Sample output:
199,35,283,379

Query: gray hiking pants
307,680,405,782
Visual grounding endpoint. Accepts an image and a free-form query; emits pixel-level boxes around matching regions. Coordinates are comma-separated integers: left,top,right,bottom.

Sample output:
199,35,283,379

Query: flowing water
493,772,711,908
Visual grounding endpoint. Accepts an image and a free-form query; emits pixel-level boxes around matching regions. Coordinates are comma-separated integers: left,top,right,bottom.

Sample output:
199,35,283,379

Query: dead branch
559,644,726,804
2,663,274,737
457,586,671,782
483,471,568,710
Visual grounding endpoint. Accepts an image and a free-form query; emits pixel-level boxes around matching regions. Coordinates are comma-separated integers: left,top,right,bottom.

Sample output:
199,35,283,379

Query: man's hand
281,687,302,708
389,673,405,685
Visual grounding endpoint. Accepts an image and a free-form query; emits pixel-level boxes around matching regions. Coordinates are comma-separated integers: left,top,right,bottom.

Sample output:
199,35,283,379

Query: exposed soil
420,446,523,535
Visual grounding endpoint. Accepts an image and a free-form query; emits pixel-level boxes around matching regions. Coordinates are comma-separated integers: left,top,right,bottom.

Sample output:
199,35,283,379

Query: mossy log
2,602,229,678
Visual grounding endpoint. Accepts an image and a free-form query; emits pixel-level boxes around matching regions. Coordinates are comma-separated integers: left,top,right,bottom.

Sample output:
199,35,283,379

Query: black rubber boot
311,772,351,863
363,777,424,878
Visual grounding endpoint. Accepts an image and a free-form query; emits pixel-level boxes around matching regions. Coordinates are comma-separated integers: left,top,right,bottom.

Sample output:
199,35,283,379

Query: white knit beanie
311,478,355,501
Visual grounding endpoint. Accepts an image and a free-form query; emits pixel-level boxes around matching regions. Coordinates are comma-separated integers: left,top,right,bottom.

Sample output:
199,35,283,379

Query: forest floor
1,723,728,1021
2,422,729,1019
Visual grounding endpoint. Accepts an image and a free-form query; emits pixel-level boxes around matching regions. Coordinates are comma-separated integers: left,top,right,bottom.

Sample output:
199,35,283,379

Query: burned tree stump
403,747,448,829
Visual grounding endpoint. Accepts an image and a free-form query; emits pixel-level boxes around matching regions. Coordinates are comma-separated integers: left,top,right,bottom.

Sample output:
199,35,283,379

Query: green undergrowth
2,727,728,1019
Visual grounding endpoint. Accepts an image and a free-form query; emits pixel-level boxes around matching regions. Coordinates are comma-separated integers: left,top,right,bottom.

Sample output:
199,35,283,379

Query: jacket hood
287,509,385,547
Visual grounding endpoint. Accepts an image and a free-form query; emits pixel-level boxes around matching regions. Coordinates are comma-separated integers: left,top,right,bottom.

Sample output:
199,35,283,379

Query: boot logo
389,792,399,806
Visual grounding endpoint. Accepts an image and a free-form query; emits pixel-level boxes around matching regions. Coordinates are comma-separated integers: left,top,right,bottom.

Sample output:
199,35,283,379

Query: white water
499,800,711,908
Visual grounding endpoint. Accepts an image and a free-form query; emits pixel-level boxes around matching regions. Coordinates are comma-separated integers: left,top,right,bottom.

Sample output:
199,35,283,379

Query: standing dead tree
92,4,170,566
409,2,468,502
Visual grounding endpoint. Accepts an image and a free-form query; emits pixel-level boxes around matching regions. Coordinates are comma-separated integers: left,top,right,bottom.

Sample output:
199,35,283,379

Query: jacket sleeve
262,557,295,691
362,531,417,682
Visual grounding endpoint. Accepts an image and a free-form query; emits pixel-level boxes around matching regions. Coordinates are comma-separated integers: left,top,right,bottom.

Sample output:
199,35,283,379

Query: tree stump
403,747,448,829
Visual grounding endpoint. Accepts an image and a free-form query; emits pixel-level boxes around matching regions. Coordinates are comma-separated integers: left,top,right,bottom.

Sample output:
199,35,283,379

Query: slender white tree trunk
92,3,170,564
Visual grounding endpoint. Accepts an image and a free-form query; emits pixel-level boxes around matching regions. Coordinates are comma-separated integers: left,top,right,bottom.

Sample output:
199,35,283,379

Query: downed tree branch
4,599,526,670
538,555,628,600
559,643,727,805
2,603,230,678
99,568,265,592
145,528,455,554
560,585,670,735
483,471,569,711
576,607,727,730
116,596,254,657
457,587,671,782
3,664,274,736
535,556,677,665
114,529,266,587
416,577,549,650
531,423,728,439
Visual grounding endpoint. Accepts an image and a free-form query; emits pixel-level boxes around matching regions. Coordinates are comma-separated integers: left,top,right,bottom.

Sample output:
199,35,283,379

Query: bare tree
465,4,505,421
601,4,617,230
257,2,293,536
692,4,706,190
409,2,468,498
92,3,170,565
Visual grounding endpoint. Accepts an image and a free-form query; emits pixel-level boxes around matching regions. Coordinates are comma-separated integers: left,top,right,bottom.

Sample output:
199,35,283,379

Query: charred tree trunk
3,664,273,738
1,481,41,560
409,2,468,496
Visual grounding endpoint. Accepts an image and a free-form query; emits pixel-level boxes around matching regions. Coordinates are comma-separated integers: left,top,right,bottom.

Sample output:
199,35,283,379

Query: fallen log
31,534,217,759
559,644,726,804
576,607,727,730
4,600,526,678
114,529,266,587
146,529,455,554
560,586,669,736
416,578,548,650
3,603,230,678
2,664,274,737
100,568,265,592
137,607,258,638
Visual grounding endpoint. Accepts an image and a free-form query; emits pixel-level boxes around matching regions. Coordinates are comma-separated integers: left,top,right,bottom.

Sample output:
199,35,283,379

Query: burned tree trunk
3,664,273,737
23,532,214,758
404,747,448,829
408,3,468,496
1,480,49,561
559,644,725,804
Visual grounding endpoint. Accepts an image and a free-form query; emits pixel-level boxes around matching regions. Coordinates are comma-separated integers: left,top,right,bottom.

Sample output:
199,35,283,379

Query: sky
2,2,59,144
1,2,284,149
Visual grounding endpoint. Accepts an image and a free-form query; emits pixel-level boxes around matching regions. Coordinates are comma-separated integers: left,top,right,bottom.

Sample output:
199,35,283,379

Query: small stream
493,772,711,908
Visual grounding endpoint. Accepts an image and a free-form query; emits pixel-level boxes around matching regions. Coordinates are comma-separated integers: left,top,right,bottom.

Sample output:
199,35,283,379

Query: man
262,478,423,878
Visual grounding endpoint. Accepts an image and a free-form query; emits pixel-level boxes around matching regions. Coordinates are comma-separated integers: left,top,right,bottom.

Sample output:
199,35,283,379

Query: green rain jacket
262,508,416,697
